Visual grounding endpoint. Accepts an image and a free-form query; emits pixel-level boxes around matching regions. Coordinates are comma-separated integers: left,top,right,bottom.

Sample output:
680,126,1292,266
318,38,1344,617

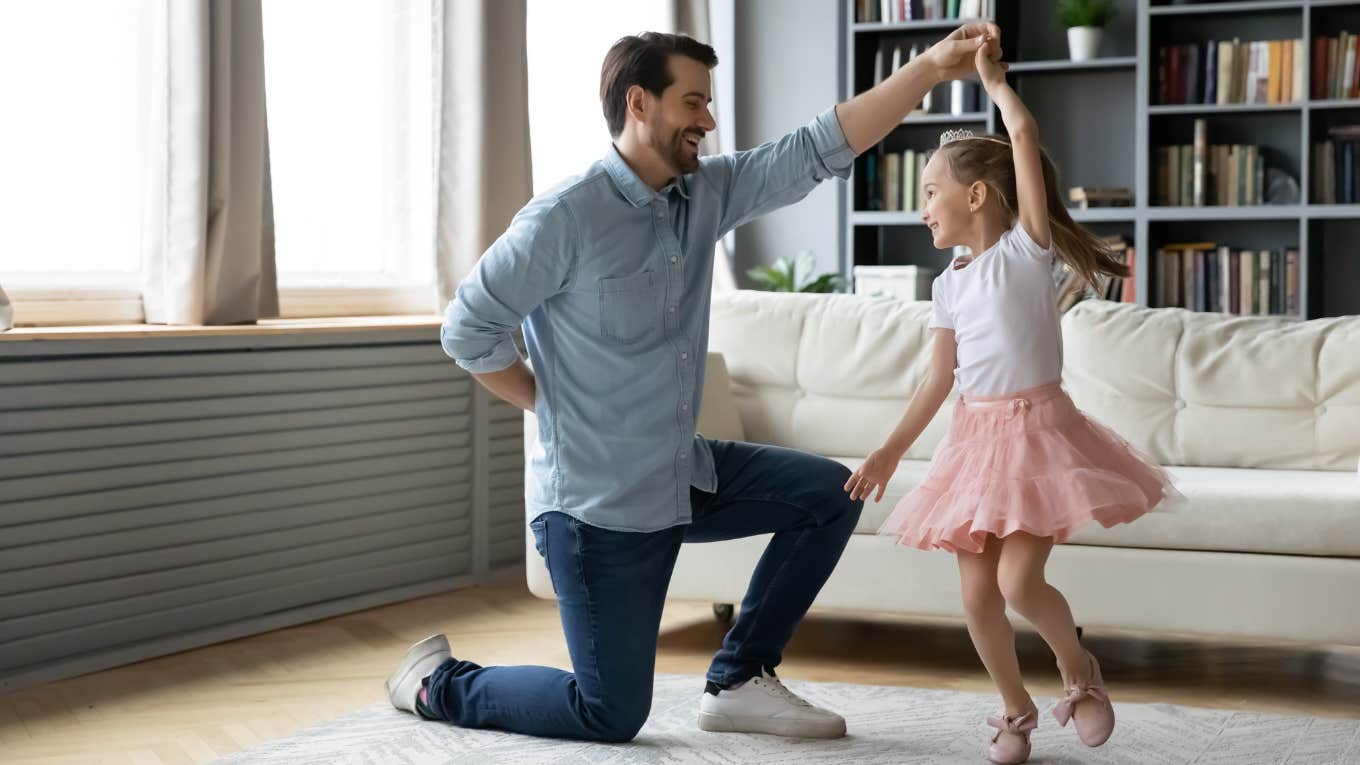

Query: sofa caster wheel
713,603,734,623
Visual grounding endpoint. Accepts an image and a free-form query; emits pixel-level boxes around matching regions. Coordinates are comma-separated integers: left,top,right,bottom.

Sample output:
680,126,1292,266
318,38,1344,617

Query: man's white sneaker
385,634,451,714
697,668,846,738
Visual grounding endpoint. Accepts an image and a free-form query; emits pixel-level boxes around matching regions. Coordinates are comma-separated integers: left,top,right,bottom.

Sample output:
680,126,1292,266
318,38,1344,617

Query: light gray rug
216,675,1360,764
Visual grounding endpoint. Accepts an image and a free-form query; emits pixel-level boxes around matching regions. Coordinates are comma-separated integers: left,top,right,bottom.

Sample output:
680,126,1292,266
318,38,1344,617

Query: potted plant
746,251,846,293
1057,0,1116,62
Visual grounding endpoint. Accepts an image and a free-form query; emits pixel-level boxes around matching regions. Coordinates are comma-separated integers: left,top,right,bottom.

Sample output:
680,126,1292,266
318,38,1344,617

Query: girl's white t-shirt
928,221,1063,397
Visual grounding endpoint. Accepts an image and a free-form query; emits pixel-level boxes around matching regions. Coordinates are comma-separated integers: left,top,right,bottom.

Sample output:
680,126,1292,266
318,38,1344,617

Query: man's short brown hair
599,33,718,138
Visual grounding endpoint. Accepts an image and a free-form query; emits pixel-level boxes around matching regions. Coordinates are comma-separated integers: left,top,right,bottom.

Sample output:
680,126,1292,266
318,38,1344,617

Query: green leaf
1056,0,1115,28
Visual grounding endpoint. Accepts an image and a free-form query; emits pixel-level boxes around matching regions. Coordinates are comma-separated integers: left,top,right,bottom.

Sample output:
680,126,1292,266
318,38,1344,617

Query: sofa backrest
709,291,1360,471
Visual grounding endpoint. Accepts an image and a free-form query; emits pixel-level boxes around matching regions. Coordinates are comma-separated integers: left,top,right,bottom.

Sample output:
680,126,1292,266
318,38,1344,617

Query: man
387,22,1003,743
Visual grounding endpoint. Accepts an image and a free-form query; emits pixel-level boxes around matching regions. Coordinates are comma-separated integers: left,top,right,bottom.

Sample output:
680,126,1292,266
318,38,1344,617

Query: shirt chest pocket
598,271,660,344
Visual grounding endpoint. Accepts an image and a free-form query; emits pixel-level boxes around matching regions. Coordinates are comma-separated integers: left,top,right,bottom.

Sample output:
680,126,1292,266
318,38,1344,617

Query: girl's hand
975,32,1007,91
843,447,904,503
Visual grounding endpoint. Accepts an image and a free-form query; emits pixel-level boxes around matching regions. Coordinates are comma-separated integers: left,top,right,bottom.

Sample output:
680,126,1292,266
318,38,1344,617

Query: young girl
843,36,1180,765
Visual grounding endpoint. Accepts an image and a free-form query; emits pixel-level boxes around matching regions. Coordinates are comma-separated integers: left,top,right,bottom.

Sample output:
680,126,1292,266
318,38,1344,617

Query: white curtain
673,0,738,293
434,0,534,307
140,0,278,325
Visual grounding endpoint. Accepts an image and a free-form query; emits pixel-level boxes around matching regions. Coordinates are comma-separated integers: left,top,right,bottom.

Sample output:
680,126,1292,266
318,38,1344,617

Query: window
526,0,671,194
0,1,150,293
262,0,436,315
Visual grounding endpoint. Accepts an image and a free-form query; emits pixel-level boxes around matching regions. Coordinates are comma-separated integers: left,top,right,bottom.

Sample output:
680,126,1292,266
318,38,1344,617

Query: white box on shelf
853,265,938,301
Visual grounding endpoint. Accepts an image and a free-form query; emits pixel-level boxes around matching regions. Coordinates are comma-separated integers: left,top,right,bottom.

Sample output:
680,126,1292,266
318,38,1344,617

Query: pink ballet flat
986,709,1037,764
1052,651,1115,747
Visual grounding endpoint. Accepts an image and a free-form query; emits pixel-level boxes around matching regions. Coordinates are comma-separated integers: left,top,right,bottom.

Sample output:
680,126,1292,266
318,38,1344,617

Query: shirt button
681,352,688,359
670,256,678,263
668,306,676,313
681,403,689,410
680,453,687,460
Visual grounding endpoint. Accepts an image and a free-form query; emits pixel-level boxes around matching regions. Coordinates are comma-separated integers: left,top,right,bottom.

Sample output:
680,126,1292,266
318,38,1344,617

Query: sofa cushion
709,292,1360,472
1063,301,1360,471
710,292,956,462
837,456,1360,558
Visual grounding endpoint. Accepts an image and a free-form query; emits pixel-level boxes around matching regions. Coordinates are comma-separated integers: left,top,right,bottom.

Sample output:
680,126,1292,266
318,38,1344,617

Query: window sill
3,286,441,331
0,315,442,342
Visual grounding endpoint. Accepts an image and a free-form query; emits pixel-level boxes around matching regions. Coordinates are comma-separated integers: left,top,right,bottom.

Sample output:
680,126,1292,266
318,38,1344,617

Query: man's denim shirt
441,107,855,532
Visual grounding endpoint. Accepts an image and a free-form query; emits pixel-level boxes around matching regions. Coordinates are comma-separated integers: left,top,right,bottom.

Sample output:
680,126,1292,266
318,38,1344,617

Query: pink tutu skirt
877,381,1182,554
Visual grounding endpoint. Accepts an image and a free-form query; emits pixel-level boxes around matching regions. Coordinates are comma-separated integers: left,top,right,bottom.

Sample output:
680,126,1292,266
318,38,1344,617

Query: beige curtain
673,0,737,292
141,0,278,326
434,0,534,307
0,284,11,332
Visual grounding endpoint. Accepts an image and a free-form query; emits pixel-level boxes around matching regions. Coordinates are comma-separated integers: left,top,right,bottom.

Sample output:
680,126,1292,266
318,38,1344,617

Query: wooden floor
3,577,1358,764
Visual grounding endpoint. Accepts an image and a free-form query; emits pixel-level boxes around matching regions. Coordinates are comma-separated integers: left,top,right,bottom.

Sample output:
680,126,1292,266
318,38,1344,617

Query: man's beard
655,126,703,175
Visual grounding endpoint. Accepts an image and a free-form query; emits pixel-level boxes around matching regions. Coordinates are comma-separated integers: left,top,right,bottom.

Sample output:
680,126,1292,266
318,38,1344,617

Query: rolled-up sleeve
707,106,856,237
441,196,578,374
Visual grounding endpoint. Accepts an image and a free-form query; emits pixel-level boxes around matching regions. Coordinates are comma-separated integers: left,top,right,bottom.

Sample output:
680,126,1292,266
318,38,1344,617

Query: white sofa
528,292,1360,646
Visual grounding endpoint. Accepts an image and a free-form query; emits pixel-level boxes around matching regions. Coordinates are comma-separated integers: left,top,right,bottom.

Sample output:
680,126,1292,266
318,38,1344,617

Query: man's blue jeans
422,439,863,741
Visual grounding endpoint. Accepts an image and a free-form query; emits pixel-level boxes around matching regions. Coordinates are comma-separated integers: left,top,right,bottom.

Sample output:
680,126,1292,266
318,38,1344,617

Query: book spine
1229,250,1241,314
1219,41,1233,104
1193,119,1208,206
1258,249,1270,315
1158,46,1169,104
1285,248,1299,316
1205,40,1218,104
1313,36,1327,101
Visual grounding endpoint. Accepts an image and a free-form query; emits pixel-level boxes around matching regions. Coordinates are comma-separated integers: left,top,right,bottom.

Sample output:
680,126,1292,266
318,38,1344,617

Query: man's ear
968,180,988,212
626,84,650,128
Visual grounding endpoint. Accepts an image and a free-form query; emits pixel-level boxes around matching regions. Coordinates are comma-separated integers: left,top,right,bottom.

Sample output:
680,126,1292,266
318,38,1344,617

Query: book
1246,41,1261,103
1253,147,1265,205
1285,248,1299,316
1187,43,1201,104
1168,146,1181,206
1181,143,1194,206
1240,249,1254,314
1294,39,1306,103
1205,40,1219,104
1183,246,1197,308
1351,34,1360,98
1218,246,1232,312
1346,32,1357,99
1281,37,1293,103
1256,41,1271,103
1268,40,1282,104
865,153,880,210
1122,247,1137,304
1158,46,1169,104
1193,119,1208,206
903,149,916,211
1258,249,1271,315
1193,249,1206,311
884,152,900,212
1219,41,1234,104
1229,250,1241,314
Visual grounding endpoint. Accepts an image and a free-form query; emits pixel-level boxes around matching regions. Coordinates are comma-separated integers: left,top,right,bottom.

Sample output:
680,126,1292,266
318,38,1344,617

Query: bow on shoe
1052,683,1110,727
986,710,1038,734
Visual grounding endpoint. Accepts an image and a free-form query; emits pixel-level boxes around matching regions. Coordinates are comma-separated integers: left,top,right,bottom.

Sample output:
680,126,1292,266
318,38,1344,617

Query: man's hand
927,21,1005,82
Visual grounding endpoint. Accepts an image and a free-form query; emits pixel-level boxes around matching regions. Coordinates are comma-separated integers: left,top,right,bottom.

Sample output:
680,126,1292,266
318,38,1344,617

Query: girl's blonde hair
935,134,1128,285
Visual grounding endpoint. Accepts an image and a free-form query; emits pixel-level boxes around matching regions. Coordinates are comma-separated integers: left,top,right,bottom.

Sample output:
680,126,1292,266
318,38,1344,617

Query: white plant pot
1067,26,1103,62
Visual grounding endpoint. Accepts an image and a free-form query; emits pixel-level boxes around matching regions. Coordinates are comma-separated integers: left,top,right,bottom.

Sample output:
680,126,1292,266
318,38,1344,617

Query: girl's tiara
938,128,1011,148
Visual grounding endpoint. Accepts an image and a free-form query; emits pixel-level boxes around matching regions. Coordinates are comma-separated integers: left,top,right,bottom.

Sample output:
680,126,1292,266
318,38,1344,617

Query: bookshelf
840,0,1360,319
